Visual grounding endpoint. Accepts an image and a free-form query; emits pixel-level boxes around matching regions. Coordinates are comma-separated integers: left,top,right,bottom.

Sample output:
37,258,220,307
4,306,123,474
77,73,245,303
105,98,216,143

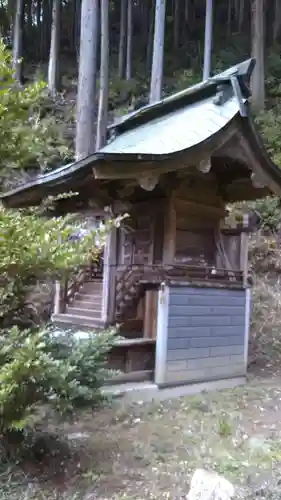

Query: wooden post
101,226,117,325
240,214,249,287
163,197,176,265
154,284,169,385
144,290,158,339
53,280,61,314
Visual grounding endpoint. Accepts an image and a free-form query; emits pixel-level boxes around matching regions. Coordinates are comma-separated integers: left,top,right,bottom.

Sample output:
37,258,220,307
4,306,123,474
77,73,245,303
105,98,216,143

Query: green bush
0,40,70,188
0,41,119,435
0,207,107,330
255,109,281,167
0,206,117,433
0,326,116,432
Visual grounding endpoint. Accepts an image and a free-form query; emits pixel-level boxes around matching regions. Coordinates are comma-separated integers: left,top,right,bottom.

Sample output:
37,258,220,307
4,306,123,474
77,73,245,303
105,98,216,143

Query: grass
2,377,281,499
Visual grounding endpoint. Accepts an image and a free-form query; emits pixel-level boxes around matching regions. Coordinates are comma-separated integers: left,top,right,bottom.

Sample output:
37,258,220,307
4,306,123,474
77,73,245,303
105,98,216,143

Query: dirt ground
2,371,281,500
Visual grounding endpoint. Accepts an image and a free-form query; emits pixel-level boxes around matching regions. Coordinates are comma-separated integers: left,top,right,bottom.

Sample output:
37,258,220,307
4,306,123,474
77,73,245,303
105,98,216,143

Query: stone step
71,300,102,310
66,306,101,318
75,293,102,302
52,313,105,329
82,282,102,292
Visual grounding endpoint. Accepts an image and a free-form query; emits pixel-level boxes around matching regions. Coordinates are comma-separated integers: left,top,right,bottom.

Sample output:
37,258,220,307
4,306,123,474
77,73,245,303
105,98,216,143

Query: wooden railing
114,263,244,320
115,266,143,319
55,253,104,314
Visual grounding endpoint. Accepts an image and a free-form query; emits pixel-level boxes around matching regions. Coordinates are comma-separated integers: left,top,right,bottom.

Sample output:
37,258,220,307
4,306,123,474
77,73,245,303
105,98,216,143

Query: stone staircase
52,279,104,329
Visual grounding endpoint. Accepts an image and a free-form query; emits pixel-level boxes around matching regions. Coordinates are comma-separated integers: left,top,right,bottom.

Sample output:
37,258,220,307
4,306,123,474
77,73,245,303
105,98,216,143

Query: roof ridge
107,58,255,139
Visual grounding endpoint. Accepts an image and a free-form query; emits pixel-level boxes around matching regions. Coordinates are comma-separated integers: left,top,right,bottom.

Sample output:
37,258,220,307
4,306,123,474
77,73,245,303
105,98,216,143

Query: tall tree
203,0,213,80
126,0,132,80
238,0,245,33
12,0,24,82
251,0,265,111
75,0,99,159
96,0,109,150
48,0,61,96
118,0,127,79
273,0,281,42
173,0,180,49
149,0,166,103
146,2,154,71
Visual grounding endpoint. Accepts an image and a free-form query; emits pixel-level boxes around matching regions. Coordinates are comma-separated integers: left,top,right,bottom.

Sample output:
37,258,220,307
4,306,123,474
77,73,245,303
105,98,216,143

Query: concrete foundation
102,376,246,403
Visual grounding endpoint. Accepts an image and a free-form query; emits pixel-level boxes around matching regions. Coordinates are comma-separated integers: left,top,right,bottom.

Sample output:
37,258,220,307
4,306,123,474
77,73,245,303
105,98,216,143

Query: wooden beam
174,198,226,218
225,181,269,202
163,197,176,265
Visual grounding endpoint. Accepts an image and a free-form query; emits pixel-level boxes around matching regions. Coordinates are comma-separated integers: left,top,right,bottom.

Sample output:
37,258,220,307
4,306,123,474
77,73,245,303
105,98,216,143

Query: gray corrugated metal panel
231,316,246,326
169,286,246,297
100,96,240,156
167,354,244,370
169,293,246,307
168,316,233,328
167,325,244,337
167,334,244,350
164,285,246,385
167,347,210,361
167,347,244,362
169,305,246,317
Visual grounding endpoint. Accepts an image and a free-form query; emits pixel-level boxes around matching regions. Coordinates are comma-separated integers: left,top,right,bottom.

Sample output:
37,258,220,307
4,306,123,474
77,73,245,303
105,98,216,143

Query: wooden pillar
101,226,117,325
143,290,158,339
163,197,176,265
240,214,249,287
53,280,61,314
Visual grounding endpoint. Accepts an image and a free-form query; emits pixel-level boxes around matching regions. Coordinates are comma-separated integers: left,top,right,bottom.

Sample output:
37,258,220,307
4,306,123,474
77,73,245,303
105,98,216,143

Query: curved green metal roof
1,58,281,207
101,96,240,156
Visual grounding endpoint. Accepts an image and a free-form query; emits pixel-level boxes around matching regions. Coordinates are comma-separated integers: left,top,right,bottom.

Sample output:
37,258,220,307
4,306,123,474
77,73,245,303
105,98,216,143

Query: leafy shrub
0,207,118,432
255,109,281,167
0,42,120,435
249,234,281,365
247,197,281,231
0,207,108,330
0,326,116,432
0,40,70,188
250,277,281,365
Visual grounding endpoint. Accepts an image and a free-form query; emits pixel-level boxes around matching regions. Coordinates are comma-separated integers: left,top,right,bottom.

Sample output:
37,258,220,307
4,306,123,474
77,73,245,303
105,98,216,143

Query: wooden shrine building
2,58,281,388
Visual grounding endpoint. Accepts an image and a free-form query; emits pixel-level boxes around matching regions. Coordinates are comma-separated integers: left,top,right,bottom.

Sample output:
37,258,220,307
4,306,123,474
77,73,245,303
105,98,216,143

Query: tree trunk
227,0,232,38
273,0,281,42
251,0,265,111
12,0,24,82
75,0,99,159
238,0,245,33
146,2,154,71
149,0,166,103
75,0,82,58
184,0,189,22
48,0,61,95
118,0,127,79
26,0,33,33
126,0,132,80
36,0,41,28
173,0,180,49
96,0,109,150
203,0,213,80
41,0,52,60
36,0,42,58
